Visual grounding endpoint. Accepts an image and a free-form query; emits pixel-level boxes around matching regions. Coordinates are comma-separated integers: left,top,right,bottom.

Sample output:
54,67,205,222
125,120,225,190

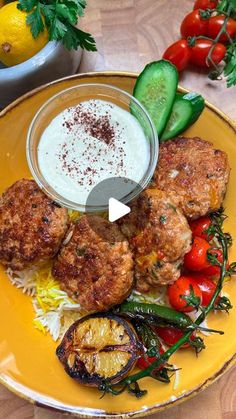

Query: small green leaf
17,0,37,12
56,3,77,25
224,44,236,87
67,0,86,17
26,6,45,38
63,24,97,51
77,0,87,16
231,0,236,11
216,0,228,12
49,18,67,40
41,4,55,25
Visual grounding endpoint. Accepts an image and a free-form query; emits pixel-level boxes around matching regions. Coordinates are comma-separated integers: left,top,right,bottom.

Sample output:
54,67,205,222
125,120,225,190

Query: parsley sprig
224,40,236,86
17,0,96,51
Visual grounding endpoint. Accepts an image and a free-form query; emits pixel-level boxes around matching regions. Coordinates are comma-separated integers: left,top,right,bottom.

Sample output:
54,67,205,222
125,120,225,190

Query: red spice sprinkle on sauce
58,100,127,191
38,99,150,205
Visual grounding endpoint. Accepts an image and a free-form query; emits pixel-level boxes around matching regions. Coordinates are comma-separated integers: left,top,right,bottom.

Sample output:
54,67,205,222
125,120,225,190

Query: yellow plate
0,72,236,418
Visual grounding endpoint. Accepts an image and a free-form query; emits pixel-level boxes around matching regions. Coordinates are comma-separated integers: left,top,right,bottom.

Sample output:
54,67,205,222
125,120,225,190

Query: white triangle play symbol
108,198,131,222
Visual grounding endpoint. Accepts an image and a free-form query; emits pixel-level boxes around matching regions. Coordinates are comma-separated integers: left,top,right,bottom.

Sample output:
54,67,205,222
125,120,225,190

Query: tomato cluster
166,215,228,314
137,212,231,369
163,0,236,71
137,216,224,370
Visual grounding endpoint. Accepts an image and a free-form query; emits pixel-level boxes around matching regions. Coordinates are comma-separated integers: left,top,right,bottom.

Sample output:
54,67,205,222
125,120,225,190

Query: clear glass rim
26,83,159,211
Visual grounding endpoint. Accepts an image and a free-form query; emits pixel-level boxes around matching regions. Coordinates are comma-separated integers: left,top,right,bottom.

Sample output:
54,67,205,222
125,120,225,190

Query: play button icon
85,176,142,212
108,198,131,222
85,176,142,241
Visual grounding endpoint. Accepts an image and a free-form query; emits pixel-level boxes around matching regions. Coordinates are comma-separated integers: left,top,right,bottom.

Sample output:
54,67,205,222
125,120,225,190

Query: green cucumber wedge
133,60,178,136
161,92,205,141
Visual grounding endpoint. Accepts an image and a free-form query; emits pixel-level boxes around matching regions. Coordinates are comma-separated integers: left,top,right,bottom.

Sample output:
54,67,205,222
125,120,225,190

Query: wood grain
1,0,236,417
79,0,236,121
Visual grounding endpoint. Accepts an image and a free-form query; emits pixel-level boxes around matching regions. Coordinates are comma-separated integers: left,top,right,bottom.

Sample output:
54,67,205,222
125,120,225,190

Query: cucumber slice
161,92,205,141
133,60,178,136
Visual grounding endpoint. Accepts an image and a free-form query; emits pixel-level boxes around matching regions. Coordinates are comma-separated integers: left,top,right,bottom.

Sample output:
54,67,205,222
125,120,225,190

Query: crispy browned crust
0,179,69,270
52,216,134,312
154,137,230,220
118,189,192,291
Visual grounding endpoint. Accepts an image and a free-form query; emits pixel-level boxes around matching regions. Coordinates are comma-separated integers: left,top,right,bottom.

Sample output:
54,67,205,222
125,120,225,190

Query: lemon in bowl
0,1,48,67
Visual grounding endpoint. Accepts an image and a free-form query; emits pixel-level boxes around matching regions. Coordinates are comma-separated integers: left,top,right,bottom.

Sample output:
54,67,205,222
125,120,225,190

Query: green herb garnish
99,208,235,398
17,0,96,51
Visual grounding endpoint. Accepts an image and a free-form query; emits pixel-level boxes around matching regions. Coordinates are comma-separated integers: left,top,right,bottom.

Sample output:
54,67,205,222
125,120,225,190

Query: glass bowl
26,83,158,212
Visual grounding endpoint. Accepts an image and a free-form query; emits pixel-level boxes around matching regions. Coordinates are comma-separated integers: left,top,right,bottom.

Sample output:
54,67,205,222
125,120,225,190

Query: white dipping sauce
38,99,150,205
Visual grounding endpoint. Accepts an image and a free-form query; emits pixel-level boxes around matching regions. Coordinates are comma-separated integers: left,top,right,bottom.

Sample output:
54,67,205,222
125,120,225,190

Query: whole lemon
0,2,48,67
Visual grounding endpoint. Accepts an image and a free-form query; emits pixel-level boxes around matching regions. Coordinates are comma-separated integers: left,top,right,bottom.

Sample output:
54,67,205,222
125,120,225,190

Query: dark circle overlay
84,177,142,242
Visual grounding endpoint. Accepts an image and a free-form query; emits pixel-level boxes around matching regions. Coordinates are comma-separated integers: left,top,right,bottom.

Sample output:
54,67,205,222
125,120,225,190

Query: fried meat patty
0,179,69,270
154,137,230,219
118,189,192,292
52,216,134,312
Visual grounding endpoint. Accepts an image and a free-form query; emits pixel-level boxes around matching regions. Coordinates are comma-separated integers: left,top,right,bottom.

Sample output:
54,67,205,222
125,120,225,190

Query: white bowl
0,41,82,109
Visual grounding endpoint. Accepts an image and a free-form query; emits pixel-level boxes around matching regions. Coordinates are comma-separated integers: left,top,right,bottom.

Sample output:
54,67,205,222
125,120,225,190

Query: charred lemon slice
56,313,141,386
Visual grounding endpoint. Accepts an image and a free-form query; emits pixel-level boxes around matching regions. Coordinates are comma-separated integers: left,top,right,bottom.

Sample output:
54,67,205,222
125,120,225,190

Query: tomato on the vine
191,273,218,306
137,345,165,370
207,15,236,43
180,10,209,38
184,236,211,271
155,326,196,348
189,216,213,241
167,275,202,312
202,248,229,278
194,0,218,10
163,39,192,71
190,39,226,67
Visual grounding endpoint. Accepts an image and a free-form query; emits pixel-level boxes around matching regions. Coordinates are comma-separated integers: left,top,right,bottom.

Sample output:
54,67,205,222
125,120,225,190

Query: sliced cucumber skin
133,60,178,136
184,92,205,125
161,92,205,141
161,94,192,141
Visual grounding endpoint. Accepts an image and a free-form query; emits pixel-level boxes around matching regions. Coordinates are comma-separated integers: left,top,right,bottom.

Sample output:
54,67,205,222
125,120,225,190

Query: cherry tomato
190,39,226,67
180,10,209,38
189,216,213,241
184,237,211,271
137,346,165,370
207,15,236,43
202,248,229,279
194,0,218,10
156,326,196,348
191,273,218,306
167,275,202,312
163,40,192,71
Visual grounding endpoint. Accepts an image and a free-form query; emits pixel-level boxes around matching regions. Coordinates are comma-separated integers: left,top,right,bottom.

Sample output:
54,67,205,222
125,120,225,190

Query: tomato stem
101,210,233,397
206,3,233,67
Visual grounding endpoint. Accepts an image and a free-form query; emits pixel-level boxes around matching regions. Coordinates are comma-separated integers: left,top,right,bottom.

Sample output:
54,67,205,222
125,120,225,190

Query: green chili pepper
115,301,193,329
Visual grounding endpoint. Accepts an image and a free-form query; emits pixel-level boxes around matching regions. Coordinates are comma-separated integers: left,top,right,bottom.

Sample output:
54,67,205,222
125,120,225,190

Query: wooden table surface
1,1,236,418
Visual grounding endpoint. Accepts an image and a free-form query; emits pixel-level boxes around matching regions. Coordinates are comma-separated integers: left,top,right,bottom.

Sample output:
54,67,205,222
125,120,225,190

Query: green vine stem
100,213,231,397
207,4,233,69
188,1,236,86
